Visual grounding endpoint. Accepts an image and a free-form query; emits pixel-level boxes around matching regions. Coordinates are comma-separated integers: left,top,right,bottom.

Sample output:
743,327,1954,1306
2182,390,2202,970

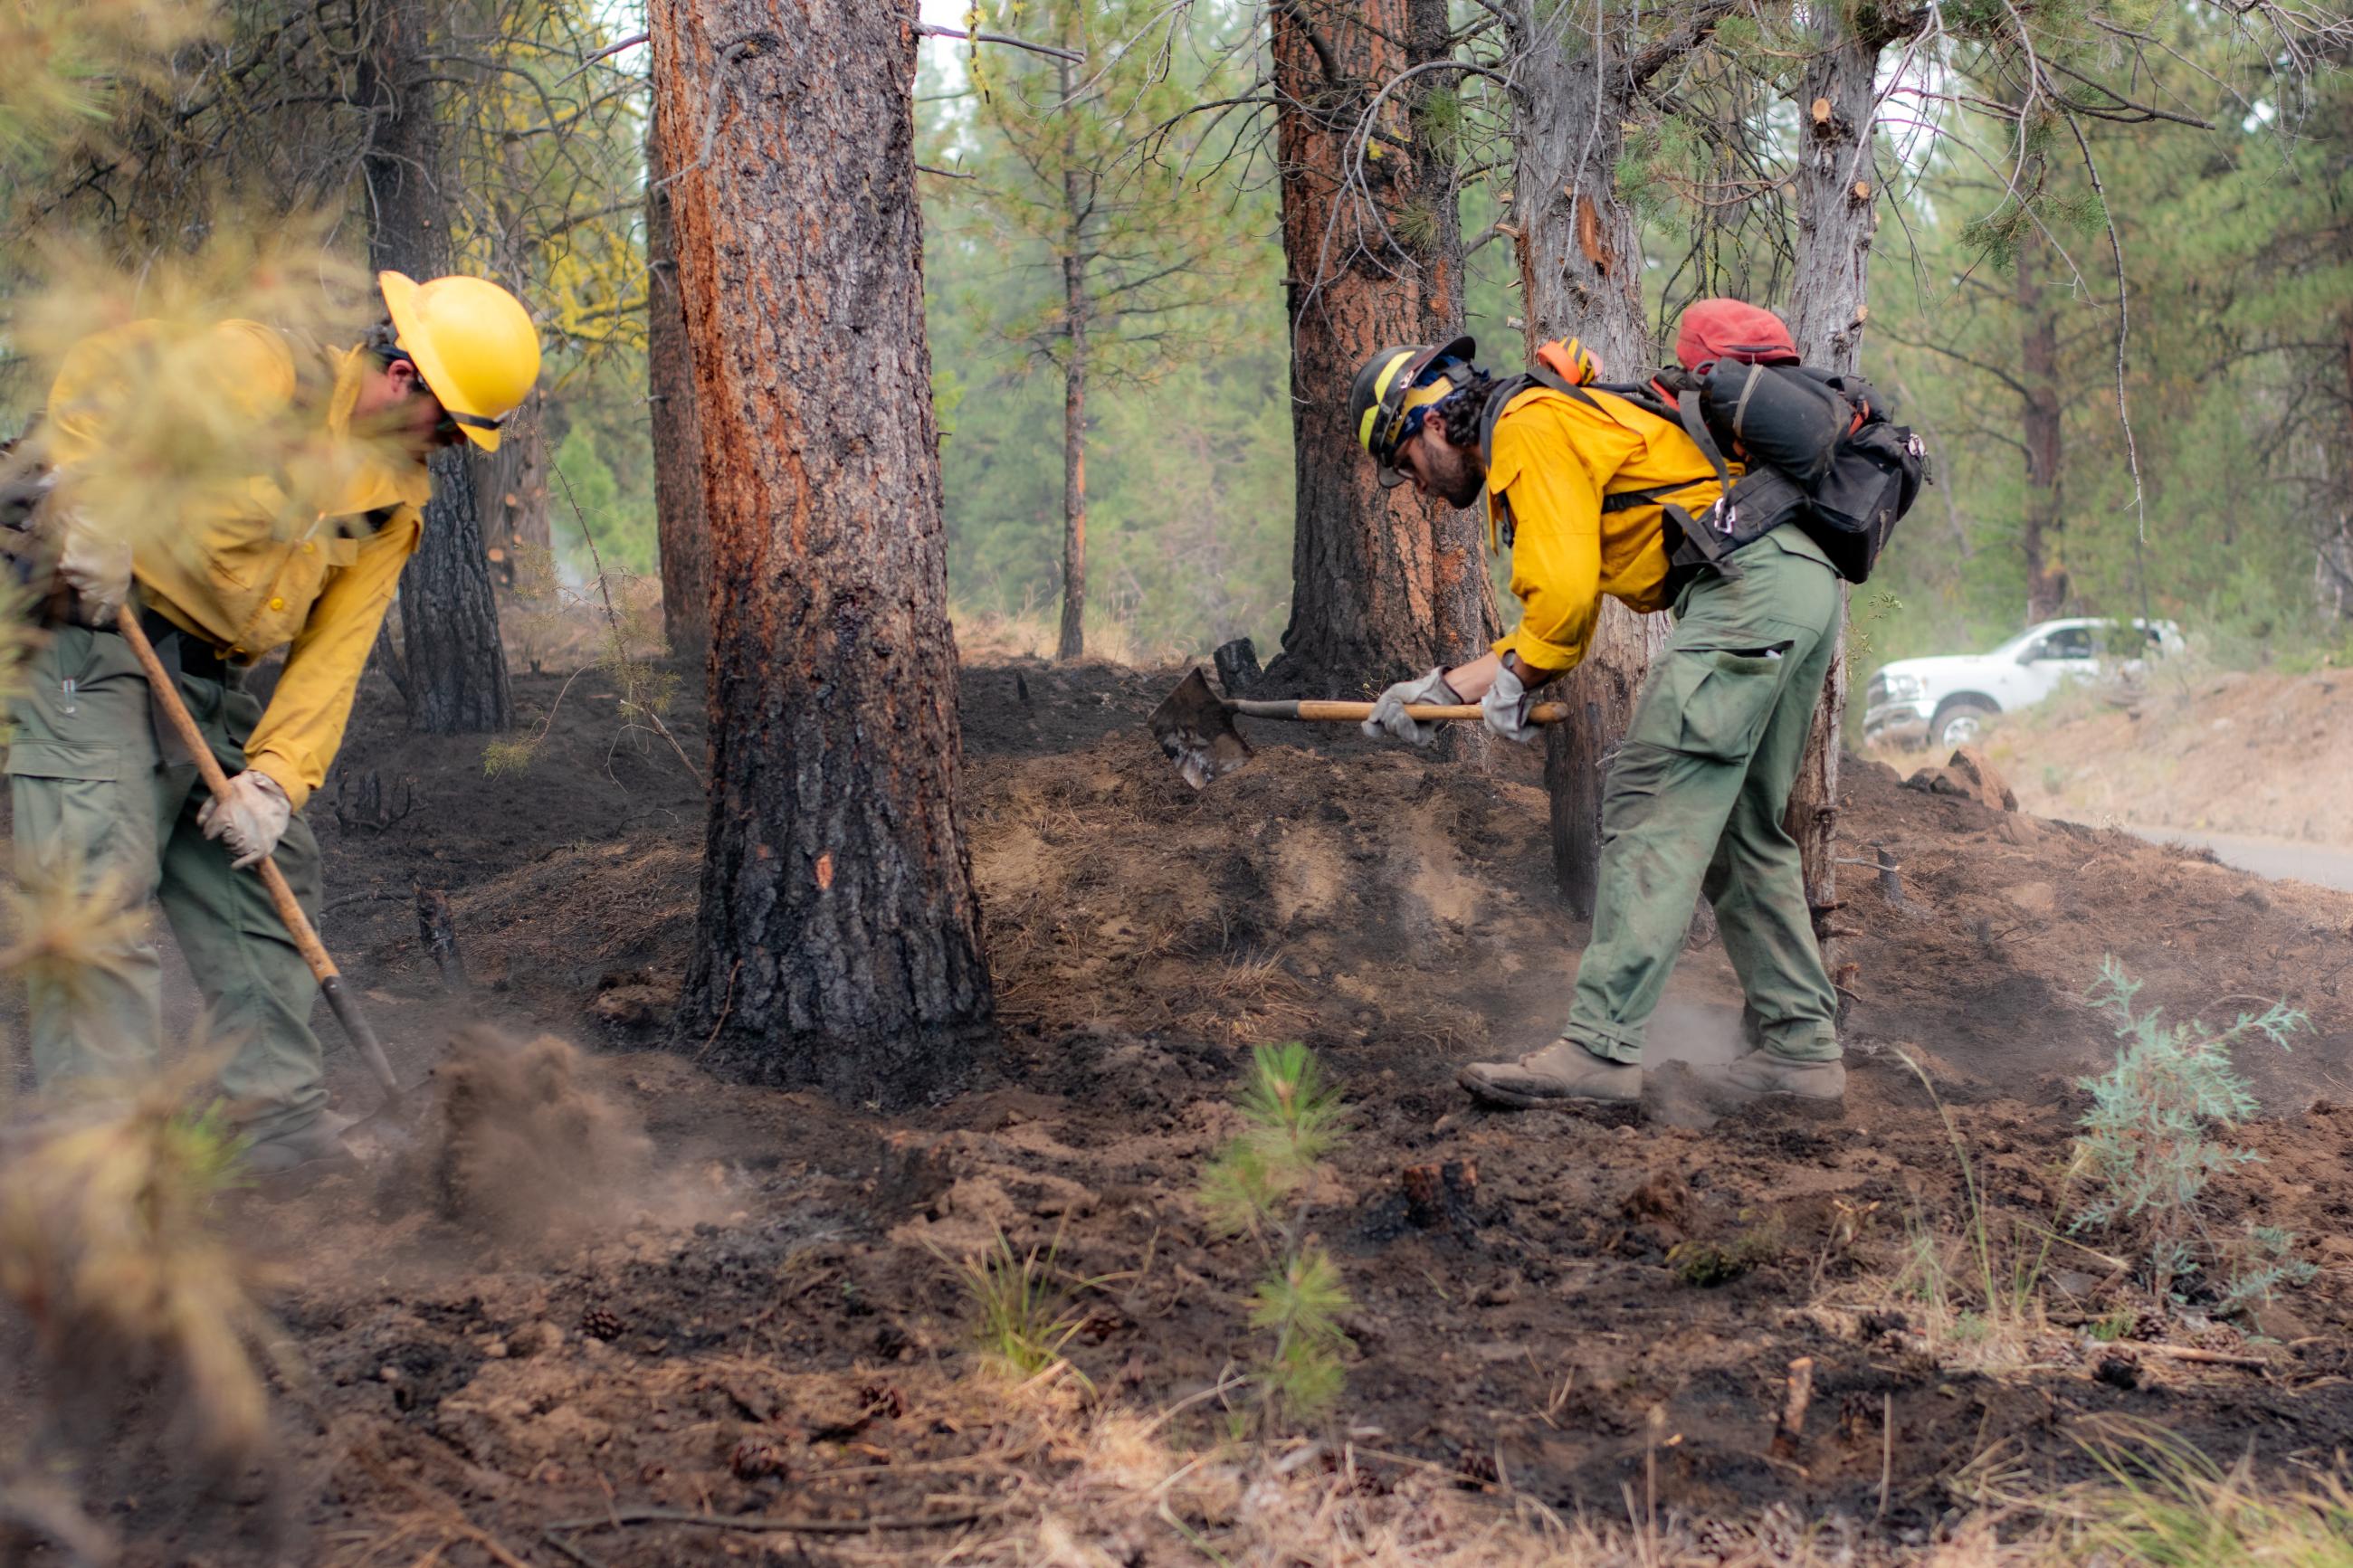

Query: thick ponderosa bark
647,109,712,662
1057,55,1090,662
1262,0,1489,698
1508,3,1727,911
360,0,512,733
2017,199,2069,622
653,0,994,1107
1783,11,1892,985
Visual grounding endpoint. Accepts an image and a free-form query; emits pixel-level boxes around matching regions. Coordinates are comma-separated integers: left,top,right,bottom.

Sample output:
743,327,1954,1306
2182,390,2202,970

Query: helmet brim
380,269,503,452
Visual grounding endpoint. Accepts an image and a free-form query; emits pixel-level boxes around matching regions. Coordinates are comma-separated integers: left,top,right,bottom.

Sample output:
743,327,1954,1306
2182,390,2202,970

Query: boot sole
1457,1067,1643,1108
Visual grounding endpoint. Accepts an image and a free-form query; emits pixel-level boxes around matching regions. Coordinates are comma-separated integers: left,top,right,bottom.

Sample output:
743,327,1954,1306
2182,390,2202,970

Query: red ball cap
1674,299,1799,373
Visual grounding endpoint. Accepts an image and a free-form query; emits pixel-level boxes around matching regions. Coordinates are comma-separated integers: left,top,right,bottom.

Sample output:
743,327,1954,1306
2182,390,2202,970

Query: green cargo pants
1564,524,1843,1066
5,622,328,1138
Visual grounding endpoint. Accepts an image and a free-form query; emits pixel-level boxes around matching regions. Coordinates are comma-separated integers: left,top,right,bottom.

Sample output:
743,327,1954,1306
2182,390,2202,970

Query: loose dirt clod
411,1027,653,1240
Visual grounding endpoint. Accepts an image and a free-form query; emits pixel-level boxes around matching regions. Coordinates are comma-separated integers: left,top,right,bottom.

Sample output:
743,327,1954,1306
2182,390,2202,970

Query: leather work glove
1481,660,1539,744
199,771,292,870
54,508,132,626
1362,667,1462,747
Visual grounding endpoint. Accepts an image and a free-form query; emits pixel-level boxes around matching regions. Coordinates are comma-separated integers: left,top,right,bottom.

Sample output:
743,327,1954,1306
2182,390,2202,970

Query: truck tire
1931,696,1997,748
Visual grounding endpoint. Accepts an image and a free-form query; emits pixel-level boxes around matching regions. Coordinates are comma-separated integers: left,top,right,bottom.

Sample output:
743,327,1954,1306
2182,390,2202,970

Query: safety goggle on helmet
1349,335,1476,489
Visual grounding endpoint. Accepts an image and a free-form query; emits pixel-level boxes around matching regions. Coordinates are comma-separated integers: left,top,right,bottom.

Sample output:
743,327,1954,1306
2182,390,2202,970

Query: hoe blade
1148,667,1253,790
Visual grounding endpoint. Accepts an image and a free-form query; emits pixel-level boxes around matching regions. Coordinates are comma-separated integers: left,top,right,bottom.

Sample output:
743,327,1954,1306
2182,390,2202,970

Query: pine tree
652,0,996,1106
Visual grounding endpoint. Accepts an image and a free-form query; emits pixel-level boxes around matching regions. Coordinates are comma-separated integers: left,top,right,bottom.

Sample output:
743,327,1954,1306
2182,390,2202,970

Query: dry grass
951,600,1193,667
963,1390,2055,1567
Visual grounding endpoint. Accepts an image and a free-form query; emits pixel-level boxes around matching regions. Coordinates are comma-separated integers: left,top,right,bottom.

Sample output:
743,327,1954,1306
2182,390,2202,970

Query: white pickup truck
1863,617,2183,750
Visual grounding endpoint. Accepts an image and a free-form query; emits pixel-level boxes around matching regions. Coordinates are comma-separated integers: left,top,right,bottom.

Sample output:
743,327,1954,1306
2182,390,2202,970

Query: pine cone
579,1306,624,1341
729,1438,789,1481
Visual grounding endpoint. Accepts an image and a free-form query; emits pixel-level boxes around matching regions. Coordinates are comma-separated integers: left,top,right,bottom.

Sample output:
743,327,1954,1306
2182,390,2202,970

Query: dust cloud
407,1026,656,1241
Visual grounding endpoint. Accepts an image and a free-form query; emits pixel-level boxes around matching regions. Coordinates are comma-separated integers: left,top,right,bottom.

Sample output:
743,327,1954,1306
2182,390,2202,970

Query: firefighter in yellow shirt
14,271,539,1179
1347,314,1845,1108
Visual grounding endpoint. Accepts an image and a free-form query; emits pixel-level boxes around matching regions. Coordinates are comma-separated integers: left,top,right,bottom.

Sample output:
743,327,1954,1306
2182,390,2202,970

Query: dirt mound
411,1027,654,1240
1980,665,2353,845
1834,758,2353,1112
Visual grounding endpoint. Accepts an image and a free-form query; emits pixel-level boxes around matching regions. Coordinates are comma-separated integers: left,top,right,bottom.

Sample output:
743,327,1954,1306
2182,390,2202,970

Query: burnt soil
16,653,2353,1563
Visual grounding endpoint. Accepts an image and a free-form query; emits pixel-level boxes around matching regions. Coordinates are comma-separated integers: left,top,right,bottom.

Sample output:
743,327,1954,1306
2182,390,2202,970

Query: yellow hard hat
377,271,541,452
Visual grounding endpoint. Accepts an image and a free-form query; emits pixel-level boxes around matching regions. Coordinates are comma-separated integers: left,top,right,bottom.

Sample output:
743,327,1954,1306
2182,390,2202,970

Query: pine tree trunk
360,0,512,734
1783,13,1888,985
1507,4,1706,910
648,108,712,663
1262,0,1484,698
1057,54,1089,664
476,390,548,580
2018,207,2069,622
1405,0,1498,765
396,455,513,729
652,0,994,1106
2318,314,2353,622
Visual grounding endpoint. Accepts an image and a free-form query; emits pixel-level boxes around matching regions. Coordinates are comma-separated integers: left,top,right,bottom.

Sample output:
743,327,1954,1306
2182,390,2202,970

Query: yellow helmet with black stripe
1348,335,1475,488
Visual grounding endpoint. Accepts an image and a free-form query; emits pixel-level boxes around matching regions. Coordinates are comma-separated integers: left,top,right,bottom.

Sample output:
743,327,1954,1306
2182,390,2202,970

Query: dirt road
2131,823,2353,891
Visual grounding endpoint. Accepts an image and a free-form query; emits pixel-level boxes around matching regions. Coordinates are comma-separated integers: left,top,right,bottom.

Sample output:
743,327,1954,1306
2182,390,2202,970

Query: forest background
4,0,2349,679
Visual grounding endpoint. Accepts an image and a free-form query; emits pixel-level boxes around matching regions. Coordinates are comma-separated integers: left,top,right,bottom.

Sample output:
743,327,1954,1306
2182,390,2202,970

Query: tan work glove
1480,660,1539,744
54,508,132,626
1362,667,1462,747
199,771,292,870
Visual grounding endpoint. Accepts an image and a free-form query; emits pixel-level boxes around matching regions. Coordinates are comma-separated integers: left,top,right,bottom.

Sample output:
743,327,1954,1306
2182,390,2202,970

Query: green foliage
919,6,1291,655
1200,1043,1353,1427
2073,958,2315,1310
1667,1215,1785,1287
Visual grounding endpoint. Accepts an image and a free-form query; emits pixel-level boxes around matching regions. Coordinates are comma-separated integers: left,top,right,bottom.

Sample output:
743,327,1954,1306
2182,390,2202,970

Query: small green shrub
2074,958,2316,1311
1199,1042,1352,1428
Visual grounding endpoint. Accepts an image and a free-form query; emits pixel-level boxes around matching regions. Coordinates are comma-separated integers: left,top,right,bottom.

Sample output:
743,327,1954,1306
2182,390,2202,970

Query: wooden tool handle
112,607,402,1098
1232,698,1575,726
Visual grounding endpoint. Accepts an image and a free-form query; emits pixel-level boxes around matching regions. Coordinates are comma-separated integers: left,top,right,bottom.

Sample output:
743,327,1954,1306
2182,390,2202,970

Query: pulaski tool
1147,667,1573,788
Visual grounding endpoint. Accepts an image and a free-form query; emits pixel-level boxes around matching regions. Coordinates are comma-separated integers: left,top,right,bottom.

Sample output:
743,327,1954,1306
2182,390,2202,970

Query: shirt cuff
1496,631,1580,675
243,753,311,813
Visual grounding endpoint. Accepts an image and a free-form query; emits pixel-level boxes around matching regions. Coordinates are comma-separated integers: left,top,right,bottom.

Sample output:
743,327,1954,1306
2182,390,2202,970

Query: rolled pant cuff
1565,1022,1645,1065
1760,1029,1841,1063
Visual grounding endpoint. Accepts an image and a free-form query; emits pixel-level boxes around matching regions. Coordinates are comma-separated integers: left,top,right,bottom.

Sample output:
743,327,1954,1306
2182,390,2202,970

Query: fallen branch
546,1504,993,1537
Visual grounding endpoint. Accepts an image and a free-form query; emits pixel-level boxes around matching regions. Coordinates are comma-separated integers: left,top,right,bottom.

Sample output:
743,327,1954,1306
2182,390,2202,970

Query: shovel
115,606,418,1138
1148,667,1573,788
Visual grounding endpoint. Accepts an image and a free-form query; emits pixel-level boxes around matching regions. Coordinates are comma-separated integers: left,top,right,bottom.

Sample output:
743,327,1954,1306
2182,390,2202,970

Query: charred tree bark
360,0,512,734
1508,3,1729,909
653,0,995,1107
1783,10,1895,985
1262,0,1488,698
648,108,712,664
1057,54,1090,662
2018,195,2069,622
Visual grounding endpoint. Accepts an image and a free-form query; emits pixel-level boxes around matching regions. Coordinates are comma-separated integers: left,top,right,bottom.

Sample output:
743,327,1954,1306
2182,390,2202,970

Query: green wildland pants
1565,524,1843,1066
6,622,327,1137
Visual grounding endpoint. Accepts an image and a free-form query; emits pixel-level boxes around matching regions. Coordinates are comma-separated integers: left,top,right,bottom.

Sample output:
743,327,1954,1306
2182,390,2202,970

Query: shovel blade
1147,667,1253,789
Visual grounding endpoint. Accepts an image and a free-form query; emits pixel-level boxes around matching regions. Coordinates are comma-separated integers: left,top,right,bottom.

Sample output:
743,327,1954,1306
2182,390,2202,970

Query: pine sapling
1199,1041,1352,1429
2074,957,2315,1310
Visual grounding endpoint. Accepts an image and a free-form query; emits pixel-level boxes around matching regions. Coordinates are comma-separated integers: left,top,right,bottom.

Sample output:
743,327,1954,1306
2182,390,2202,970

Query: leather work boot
243,1108,360,1189
1720,1050,1846,1101
1458,1039,1643,1107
